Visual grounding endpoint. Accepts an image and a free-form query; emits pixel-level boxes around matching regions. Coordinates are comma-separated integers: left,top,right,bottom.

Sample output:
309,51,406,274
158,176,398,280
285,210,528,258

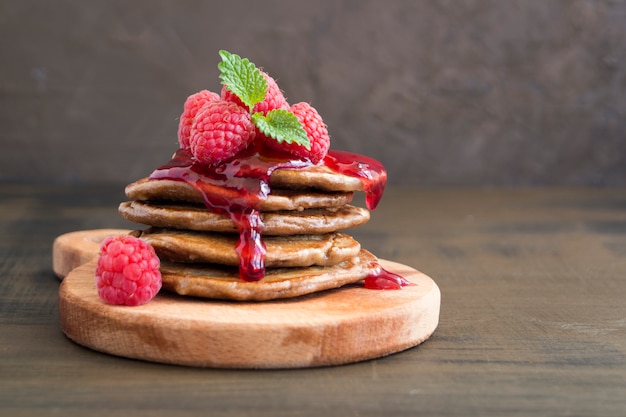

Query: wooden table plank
1,184,625,416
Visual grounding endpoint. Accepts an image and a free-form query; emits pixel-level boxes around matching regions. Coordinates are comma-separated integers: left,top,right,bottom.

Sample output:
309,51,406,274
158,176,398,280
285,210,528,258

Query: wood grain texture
52,229,132,278
1,185,626,416
58,258,440,368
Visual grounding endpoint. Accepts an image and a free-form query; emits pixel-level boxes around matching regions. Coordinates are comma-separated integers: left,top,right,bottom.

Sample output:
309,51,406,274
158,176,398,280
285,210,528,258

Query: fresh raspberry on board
222,71,288,115
189,100,256,165
267,102,330,164
95,235,162,306
178,90,220,149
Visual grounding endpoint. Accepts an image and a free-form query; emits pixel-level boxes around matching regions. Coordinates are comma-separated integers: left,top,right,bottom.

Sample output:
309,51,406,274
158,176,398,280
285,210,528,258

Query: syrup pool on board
149,144,411,289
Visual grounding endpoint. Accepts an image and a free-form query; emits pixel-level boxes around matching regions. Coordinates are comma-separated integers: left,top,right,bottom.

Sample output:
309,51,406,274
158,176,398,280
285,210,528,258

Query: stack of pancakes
118,165,381,301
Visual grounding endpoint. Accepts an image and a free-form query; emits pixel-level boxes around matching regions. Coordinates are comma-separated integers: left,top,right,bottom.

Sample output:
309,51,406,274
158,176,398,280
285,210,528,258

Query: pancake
118,150,379,301
119,201,370,235
269,163,364,192
159,249,379,301
138,228,361,268
125,178,354,211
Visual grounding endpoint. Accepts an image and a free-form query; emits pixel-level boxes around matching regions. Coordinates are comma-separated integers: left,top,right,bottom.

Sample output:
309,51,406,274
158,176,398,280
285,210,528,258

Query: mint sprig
218,50,310,149
218,50,267,111
252,110,310,149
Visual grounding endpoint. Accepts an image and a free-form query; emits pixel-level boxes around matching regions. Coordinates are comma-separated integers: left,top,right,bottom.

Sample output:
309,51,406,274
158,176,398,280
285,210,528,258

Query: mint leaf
218,50,267,111
252,110,310,149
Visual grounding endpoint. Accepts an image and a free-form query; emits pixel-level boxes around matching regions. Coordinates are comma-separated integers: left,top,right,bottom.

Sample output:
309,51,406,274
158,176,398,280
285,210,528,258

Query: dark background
1,0,625,186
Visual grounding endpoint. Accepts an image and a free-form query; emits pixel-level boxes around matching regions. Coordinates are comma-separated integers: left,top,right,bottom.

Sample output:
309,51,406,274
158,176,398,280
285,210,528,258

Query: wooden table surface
1,184,625,416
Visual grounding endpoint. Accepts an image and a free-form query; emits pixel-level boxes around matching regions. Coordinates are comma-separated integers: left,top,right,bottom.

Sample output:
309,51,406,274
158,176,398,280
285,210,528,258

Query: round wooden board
59,259,440,368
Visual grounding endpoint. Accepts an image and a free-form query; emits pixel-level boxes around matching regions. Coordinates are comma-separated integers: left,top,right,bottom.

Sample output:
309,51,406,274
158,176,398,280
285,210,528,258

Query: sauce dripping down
149,145,410,289
150,145,309,281
322,150,387,210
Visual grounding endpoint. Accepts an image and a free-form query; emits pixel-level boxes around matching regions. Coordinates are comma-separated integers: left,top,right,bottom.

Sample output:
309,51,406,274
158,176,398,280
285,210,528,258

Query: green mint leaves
252,110,310,149
218,50,309,149
218,50,267,111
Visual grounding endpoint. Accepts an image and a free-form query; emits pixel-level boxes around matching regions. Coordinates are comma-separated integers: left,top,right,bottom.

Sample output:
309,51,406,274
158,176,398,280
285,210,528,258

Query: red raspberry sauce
149,145,308,281
149,145,410,289
322,150,387,210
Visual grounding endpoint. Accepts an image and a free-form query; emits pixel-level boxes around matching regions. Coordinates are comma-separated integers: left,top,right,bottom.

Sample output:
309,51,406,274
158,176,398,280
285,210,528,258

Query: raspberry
266,102,330,164
189,100,256,165
221,71,289,115
178,90,220,149
95,235,162,306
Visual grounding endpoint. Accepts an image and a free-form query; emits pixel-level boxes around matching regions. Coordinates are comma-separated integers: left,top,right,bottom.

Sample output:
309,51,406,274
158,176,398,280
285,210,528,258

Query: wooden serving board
56,230,440,368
